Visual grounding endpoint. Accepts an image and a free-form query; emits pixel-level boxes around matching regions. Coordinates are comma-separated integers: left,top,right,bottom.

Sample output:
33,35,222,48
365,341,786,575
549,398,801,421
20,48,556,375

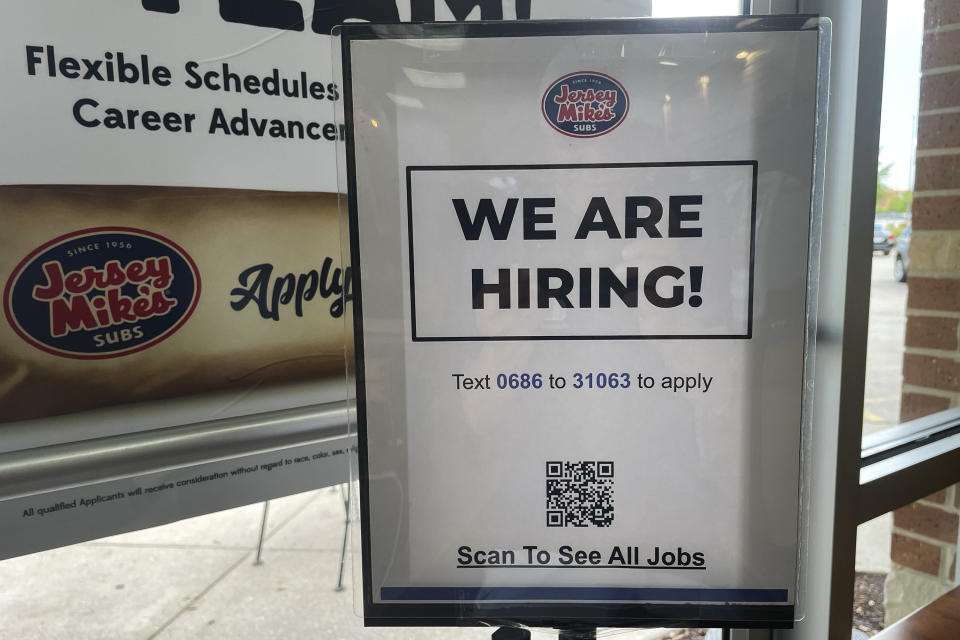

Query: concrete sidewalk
0,488,672,640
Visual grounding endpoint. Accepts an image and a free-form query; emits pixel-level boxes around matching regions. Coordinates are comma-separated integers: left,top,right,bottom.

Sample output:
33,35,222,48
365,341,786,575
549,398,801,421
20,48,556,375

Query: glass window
856,0,960,633
863,0,924,441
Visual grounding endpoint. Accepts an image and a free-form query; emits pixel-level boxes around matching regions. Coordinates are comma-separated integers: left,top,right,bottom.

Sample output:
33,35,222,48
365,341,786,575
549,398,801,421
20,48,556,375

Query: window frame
742,1,960,638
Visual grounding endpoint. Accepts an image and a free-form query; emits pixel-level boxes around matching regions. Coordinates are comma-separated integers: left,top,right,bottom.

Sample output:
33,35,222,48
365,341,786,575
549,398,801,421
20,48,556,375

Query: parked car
893,224,911,282
873,222,895,254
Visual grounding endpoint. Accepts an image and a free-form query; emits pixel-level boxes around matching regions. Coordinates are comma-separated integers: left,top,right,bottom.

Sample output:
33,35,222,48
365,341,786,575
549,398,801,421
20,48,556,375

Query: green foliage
888,221,908,238
876,160,894,204
875,156,912,212
880,190,913,213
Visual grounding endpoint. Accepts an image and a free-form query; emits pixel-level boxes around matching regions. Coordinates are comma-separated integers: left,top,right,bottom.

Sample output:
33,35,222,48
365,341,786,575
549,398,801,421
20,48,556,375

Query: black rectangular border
406,161,758,342
340,15,818,630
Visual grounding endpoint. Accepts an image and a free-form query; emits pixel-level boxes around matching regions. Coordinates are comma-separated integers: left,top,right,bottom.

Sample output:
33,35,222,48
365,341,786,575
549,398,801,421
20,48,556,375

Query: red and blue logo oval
541,71,629,138
3,227,201,359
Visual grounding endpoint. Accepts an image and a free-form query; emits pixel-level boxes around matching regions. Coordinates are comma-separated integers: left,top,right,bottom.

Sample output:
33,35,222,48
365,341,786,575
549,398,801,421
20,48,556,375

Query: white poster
344,18,821,627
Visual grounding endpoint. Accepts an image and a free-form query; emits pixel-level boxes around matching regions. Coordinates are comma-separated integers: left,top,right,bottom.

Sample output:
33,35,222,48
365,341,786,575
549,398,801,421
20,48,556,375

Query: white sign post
341,17,824,629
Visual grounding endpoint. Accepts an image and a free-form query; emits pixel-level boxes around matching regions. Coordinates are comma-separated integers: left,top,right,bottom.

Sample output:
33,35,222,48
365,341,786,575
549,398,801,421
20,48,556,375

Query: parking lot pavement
855,254,908,576
862,254,908,436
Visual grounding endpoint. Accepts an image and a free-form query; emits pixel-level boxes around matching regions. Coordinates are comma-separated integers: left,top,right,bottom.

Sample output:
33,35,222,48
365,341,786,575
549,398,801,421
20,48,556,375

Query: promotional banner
0,1,340,191
342,17,823,627
0,0,660,561
0,2,660,424
0,186,347,423
0,0,652,191
0,2,664,427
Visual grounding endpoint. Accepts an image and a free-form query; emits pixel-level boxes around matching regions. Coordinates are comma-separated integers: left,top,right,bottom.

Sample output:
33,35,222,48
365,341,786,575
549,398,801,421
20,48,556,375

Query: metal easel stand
334,482,350,591
253,500,270,566
250,485,349,591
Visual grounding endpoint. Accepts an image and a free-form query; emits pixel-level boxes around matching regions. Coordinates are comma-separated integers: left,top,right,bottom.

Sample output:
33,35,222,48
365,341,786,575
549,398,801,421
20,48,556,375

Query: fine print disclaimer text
19,443,356,520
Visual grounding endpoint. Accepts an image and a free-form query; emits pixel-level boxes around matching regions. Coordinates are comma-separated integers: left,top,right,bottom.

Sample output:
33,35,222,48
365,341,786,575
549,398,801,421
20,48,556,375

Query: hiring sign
341,17,822,628
407,162,755,340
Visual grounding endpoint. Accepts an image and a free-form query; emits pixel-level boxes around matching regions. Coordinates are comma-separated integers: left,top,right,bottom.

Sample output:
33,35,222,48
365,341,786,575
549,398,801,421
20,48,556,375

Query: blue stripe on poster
380,587,789,603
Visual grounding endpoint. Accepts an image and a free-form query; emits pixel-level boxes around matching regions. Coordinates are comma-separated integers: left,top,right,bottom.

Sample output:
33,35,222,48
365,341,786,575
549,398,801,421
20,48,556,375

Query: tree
879,190,913,213
876,159,894,205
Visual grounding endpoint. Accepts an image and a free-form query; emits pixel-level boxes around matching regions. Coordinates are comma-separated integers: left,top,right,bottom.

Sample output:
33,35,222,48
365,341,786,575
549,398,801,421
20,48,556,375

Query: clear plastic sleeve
337,15,830,632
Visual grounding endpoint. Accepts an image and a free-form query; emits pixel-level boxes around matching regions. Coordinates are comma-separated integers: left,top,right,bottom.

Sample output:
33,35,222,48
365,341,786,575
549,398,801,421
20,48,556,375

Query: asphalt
862,253,909,436
0,254,907,638
856,253,908,576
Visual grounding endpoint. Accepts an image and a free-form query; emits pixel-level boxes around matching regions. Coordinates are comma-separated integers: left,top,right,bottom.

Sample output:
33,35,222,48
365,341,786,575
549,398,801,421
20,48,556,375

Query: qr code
546,461,614,527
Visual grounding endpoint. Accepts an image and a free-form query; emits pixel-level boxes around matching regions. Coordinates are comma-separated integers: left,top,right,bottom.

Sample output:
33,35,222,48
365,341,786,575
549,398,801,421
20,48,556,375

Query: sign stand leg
334,483,350,591
253,500,269,566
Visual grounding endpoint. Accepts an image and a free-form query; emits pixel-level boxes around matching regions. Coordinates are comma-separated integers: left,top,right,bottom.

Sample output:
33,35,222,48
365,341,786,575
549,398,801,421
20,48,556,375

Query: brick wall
891,490,958,580
886,0,960,625
906,2,960,418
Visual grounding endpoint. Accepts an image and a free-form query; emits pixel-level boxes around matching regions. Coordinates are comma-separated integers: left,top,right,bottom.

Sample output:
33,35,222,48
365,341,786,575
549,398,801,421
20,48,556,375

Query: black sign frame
339,15,819,629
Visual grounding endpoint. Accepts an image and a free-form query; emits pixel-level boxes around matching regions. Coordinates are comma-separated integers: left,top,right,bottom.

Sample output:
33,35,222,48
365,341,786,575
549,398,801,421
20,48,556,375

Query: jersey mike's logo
3,227,200,359
541,71,629,138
